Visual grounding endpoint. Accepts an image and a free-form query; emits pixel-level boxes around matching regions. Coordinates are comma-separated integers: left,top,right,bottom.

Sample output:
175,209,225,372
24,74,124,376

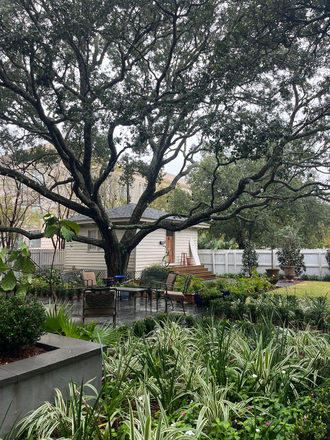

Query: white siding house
65,204,206,273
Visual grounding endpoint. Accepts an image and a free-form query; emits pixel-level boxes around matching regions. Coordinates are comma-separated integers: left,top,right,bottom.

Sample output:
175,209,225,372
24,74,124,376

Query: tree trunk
97,223,132,277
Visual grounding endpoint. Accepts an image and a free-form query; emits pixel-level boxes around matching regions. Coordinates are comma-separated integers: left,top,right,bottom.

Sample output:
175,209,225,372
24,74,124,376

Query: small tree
242,236,258,276
275,227,306,277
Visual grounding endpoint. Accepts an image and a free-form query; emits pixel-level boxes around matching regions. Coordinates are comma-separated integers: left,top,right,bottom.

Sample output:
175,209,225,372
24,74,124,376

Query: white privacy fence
198,249,330,277
29,249,65,270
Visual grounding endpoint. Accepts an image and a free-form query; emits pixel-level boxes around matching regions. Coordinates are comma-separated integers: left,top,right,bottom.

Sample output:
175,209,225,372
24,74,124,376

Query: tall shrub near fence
198,248,329,277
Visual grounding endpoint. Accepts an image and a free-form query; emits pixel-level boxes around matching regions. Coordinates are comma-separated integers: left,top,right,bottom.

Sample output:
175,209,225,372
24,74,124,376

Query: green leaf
44,225,58,238
60,219,80,234
12,255,23,271
61,226,74,242
0,261,9,274
15,284,30,296
21,257,35,273
8,250,20,262
0,270,17,291
0,247,7,263
20,242,31,257
46,217,58,226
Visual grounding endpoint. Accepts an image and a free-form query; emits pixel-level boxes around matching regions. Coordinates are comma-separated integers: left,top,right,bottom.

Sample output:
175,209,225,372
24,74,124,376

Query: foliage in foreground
0,295,46,356
5,313,330,440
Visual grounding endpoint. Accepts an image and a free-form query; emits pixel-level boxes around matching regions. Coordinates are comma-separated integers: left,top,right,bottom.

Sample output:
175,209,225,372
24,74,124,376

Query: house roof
70,203,184,223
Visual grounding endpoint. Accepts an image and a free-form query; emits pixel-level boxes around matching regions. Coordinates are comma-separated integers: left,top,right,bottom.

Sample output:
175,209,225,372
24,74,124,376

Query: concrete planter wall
0,333,105,437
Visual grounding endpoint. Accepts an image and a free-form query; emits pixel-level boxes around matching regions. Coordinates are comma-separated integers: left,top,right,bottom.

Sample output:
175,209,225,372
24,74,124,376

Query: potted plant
187,277,204,304
265,268,280,284
275,227,306,281
263,227,281,283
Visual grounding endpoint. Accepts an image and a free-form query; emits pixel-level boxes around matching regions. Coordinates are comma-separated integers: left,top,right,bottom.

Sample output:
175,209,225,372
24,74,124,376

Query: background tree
185,155,330,249
0,177,39,249
1,1,330,275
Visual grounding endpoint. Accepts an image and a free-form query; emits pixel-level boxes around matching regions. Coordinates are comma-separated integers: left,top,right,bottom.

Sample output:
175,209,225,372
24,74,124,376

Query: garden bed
0,333,105,438
7,314,330,440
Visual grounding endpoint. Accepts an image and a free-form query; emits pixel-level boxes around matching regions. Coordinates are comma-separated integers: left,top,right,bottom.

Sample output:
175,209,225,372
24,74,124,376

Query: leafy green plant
0,295,46,355
276,227,306,277
140,264,170,289
16,381,111,440
125,391,207,440
230,269,271,295
198,287,226,307
0,243,35,297
198,234,238,250
289,390,330,440
242,236,259,276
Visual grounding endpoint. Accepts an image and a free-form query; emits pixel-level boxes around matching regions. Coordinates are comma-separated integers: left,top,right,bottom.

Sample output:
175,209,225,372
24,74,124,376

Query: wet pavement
42,280,298,327
43,295,209,327
276,281,299,288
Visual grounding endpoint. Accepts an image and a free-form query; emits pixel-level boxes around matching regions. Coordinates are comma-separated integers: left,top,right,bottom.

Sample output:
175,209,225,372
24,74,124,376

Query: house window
88,230,100,251
29,230,41,248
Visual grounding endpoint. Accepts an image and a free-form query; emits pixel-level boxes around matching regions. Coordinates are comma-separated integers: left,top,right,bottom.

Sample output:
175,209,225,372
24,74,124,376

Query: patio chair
82,286,116,324
154,271,179,298
81,272,98,287
165,273,193,313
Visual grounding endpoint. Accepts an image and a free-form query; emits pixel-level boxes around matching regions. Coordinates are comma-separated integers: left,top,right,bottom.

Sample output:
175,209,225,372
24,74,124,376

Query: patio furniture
165,273,193,313
114,275,127,284
139,267,170,297
114,286,150,308
180,253,188,266
82,286,116,324
103,277,114,287
81,271,97,287
154,271,179,298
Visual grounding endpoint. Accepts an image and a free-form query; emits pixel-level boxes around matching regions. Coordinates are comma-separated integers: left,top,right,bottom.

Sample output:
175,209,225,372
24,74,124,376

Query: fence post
212,251,215,275
233,250,237,274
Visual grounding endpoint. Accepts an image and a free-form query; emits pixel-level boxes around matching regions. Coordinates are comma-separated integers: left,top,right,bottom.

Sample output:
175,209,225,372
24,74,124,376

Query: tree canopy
184,155,330,248
1,0,330,274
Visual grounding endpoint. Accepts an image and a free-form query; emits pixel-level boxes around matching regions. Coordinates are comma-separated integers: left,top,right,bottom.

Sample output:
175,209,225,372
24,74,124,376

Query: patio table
114,286,158,310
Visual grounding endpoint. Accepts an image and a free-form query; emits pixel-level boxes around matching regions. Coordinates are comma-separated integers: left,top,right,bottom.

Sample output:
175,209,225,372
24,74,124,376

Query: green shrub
322,273,330,282
141,264,169,286
198,286,227,307
230,268,271,295
242,236,259,275
184,314,196,328
0,296,46,355
277,243,306,277
289,390,330,439
144,316,156,334
132,320,146,337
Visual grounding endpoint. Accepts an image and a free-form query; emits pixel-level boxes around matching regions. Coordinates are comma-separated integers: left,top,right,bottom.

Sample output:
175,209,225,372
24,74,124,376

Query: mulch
0,346,48,366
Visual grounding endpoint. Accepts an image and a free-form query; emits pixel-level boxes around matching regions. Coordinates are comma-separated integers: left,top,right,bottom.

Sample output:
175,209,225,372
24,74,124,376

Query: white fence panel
198,249,330,277
29,249,65,270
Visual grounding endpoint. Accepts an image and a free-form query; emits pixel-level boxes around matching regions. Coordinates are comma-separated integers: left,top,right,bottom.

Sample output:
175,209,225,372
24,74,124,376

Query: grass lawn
276,280,330,298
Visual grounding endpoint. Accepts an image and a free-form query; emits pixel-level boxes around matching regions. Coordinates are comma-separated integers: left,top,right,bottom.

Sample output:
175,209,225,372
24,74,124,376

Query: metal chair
81,272,98,287
165,274,193,313
82,286,116,324
154,271,179,298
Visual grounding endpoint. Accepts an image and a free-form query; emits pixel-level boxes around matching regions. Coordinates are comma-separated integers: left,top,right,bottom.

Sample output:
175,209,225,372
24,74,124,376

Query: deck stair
169,264,215,280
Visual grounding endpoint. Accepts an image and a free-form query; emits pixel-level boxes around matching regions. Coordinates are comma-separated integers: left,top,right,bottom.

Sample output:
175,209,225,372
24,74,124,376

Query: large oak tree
0,0,330,275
